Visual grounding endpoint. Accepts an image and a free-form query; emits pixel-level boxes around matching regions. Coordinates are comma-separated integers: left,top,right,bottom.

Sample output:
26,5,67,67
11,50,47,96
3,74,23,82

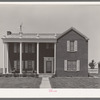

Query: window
25,43,28,53
28,60,32,70
24,60,34,71
14,60,20,70
32,61,34,70
25,60,28,69
46,43,53,49
28,44,32,53
67,61,76,71
14,43,17,53
64,60,80,71
67,40,78,52
46,43,49,49
14,43,20,53
32,44,35,53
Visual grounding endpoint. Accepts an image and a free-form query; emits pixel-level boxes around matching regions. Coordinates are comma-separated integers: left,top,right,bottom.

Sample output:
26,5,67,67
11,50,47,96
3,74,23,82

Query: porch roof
2,33,60,39
2,33,60,43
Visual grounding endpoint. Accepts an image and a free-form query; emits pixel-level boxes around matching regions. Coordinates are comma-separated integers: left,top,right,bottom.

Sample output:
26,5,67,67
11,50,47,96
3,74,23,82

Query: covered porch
2,32,57,75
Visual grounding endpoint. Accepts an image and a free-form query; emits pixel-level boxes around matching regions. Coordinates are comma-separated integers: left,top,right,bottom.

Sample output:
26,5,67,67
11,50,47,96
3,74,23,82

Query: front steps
39,73,54,77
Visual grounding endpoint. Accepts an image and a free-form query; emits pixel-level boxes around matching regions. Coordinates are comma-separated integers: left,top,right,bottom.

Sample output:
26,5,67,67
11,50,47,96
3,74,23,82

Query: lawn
49,77,100,88
0,77,42,88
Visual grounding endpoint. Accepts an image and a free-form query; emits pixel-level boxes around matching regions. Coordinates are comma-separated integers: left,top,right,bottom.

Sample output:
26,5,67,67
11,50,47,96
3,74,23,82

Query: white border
0,2,100,5
0,2,100,98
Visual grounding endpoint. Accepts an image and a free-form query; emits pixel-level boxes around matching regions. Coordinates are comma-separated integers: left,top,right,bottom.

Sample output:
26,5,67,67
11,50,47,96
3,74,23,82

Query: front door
46,61,52,73
44,57,53,73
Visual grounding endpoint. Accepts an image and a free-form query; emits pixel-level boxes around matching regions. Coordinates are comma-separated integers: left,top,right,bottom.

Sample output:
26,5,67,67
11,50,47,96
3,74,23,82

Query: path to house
40,77,51,88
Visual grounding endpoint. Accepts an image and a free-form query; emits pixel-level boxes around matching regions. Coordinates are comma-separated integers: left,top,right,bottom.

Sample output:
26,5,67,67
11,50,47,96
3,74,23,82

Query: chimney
7,31,12,35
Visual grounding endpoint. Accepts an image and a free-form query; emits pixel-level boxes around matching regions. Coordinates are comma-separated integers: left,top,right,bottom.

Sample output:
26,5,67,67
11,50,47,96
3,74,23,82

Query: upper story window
25,43,35,53
25,43,28,53
46,43,49,49
46,43,53,49
67,40,78,52
14,43,19,53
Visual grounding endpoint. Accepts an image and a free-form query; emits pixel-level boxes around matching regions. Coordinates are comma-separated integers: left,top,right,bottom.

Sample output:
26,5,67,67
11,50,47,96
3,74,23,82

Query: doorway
44,57,53,73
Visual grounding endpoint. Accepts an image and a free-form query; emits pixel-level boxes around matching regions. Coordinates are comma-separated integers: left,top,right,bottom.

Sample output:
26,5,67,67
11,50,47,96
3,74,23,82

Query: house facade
2,27,89,77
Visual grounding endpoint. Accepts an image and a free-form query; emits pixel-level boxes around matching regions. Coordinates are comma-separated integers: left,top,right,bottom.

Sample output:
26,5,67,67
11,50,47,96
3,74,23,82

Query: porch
3,42,57,75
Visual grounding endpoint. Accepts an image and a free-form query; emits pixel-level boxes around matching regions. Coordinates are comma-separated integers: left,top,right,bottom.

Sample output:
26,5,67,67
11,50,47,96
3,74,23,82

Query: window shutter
32,61,34,70
32,44,35,53
22,61,24,69
77,60,80,71
64,60,67,71
74,40,78,51
25,61,28,69
22,44,24,53
67,41,70,51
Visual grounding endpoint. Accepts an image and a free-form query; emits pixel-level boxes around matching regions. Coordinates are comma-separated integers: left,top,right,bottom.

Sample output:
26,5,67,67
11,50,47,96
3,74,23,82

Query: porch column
37,43,39,74
3,42,5,74
54,43,56,74
6,43,9,74
20,42,22,74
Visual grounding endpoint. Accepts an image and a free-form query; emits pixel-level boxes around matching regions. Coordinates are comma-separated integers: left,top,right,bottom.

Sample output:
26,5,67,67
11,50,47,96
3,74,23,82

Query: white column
20,42,22,74
37,43,39,74
54,43,56,74
3,42,5,74
6,43,9,74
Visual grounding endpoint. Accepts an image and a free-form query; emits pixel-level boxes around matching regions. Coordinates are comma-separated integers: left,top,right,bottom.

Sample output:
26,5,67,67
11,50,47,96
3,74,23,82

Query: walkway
40,77,51,88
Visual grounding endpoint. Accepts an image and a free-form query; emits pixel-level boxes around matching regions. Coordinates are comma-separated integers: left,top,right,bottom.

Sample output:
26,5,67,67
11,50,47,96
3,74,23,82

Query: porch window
14,60,19,70
64,60,80,71
24,60,34,71
25,60,28,69
28,60,32,70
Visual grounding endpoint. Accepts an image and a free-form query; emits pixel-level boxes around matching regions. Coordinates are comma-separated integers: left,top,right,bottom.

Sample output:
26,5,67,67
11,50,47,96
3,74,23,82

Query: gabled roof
57,27,89,40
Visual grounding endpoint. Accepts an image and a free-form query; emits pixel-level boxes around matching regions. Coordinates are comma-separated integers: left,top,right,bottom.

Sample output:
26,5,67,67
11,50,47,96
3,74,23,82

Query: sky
0,4,100,68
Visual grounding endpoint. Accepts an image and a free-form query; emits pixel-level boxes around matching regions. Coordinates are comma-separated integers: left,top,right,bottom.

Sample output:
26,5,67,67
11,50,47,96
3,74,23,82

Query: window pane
28,60,32,70
46,43,49,49
25,61,28,69
32,44,35,53
14,43,17,53
25,43,28,53
70,41,74,51
14,60,17,68
32,61,34,70
29,44,32,53
67,61,77,71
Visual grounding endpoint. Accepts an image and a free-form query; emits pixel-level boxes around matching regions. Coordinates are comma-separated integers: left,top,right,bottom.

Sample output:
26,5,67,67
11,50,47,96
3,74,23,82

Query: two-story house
1,27,89,77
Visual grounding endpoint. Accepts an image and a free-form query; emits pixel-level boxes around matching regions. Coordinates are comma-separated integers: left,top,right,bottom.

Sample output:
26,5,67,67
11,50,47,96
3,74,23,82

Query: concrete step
39,73,53,77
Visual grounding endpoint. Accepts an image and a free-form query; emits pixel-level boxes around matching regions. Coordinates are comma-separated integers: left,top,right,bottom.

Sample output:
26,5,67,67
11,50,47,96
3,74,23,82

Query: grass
49,77,100,88
0,77,42,88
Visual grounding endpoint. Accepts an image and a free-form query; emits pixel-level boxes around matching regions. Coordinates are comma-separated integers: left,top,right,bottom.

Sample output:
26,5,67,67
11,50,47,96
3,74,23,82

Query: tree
89,60,96,69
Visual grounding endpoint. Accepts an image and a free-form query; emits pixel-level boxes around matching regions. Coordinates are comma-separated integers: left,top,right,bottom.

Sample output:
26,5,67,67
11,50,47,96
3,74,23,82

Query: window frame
64,60,80,72
67,40,78,52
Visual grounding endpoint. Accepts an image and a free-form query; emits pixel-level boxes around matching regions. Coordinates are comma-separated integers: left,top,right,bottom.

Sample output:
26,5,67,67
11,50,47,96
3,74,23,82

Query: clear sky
0,4,100,68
